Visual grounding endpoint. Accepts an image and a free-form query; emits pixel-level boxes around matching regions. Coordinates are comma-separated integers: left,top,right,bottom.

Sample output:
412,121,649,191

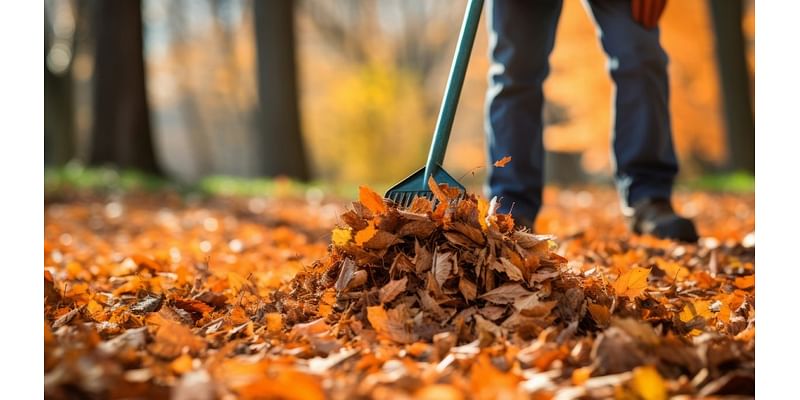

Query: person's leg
485,0,563,226
585,0,697,241
584,0,676,210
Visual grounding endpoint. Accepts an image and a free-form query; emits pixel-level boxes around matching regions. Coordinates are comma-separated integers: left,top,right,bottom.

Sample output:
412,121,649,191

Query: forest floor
44,185,754,399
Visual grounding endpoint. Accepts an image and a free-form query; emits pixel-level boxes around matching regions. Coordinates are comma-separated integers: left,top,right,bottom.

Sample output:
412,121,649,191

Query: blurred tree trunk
89,0,161,175
44,10,75,166
708,0,755,173
253,0,310,180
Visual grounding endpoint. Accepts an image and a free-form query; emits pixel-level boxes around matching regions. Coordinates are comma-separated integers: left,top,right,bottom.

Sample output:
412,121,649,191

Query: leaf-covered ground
44,186,754,399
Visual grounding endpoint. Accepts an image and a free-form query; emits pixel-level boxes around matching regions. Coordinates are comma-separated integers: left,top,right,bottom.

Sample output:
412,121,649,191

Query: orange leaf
366,305,389,334
427,176,449,204
359,185,387,215
572,366,593,385
266,313,283,334
612,267,651,299
318,288,336,317
354,220,377,245
493,156,512,167
587,303,611,325
734,275,754,289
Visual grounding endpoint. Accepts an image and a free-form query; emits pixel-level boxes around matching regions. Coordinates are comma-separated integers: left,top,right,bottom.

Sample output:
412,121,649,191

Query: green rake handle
422,0,484,189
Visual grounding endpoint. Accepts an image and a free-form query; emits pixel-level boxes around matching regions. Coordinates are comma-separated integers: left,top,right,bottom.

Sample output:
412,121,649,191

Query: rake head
385,165,466,208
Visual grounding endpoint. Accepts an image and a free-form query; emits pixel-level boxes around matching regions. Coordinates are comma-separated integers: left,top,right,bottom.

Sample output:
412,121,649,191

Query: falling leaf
613,267,651,298
359,185,387,215
493,156,512,168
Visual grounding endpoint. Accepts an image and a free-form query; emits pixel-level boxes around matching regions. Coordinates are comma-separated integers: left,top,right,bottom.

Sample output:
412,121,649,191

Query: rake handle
422,0,484,189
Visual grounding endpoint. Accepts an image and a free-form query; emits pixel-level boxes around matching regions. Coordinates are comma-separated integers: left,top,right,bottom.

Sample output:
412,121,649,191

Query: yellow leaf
355,220,377,245
631,365,667,400
679,299,713,323
612,267,651,299
477,197,489,231
331,227,352,247
359,185,387,214
655,259,689,283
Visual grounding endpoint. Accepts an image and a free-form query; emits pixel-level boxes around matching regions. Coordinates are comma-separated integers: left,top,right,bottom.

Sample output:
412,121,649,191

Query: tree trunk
708,0,755,173
89,0,160,174
44,10,75,166
253,0,310,180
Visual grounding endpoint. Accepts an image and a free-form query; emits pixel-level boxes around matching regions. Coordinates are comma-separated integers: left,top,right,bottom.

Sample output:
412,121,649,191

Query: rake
385,0,484,207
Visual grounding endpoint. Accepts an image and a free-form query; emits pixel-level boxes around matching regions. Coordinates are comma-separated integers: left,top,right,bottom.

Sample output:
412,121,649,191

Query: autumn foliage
44,186,754,399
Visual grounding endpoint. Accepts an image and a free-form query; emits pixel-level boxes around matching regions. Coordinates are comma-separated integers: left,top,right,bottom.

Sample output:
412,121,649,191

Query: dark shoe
628,198,699,242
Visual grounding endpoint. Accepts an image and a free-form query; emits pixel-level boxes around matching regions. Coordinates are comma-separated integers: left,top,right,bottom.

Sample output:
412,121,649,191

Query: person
484,0,699,242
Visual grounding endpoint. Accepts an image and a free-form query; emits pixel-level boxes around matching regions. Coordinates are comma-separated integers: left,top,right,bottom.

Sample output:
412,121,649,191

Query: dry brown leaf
480,283,533,304
379,277,408,303
489,257,524,281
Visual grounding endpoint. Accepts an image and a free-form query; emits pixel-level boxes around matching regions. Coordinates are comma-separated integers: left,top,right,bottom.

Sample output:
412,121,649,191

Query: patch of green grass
44,164,364,200
45,163,170,194
681,171,755,193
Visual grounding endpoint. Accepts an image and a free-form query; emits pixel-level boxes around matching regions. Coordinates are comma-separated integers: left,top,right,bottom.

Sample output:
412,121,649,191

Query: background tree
253,0,310,180
44,0,77,166
709,0,755,173
89,0,161,174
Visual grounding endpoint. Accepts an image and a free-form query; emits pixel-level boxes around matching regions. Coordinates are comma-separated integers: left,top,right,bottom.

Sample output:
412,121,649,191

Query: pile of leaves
279,185,599,346
44,187,755,399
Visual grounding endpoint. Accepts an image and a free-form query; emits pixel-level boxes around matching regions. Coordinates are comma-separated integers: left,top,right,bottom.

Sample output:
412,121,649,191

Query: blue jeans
485,0,678,223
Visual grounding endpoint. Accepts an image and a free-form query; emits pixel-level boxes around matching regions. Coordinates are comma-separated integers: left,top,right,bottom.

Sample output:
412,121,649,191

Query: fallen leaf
480,283,533,304
734,275,754,289
490,257,524,281
354,220,377,245
630,365,667,400
613,267,651,299
359,185,387,215
427,176,449,204
331,227,353,247
380,277,408,303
